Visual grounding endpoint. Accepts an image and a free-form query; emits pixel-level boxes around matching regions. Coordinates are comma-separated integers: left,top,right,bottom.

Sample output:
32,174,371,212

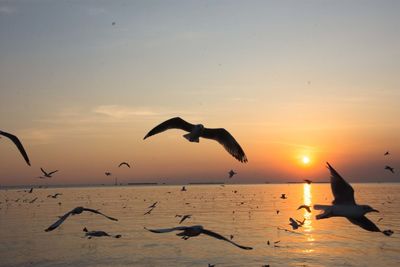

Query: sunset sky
1,1,399,185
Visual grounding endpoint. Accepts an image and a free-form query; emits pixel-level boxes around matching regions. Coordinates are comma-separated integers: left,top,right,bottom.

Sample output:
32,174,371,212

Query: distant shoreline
1,181,399,190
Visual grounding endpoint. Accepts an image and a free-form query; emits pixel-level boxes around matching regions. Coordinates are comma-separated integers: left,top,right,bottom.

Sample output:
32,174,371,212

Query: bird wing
144,226,189,233
48,170,58,176
0,131,31,166
40,168,48,176
179,215,190,224
347,216,381,232
289,218,297,225
143,117,194,139
201,229,253,250
201,128,247,163
45,211,73,232
83,208,118,221
119,162,131,168
326,162,356,205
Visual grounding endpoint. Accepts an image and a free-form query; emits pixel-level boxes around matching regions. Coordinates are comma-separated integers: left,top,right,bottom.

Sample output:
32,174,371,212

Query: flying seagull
144,206,155,215
45,206,118,232
143,117,248,163
0,130,30,166
175,214,192,224
289,218,303,230
297,205,311,213
118,162,131,168
40,168,58,178
47,193,62,199
280,194,287,199
144,225,253,250
314,162,392,236
105,172,112,176
385,165,395,174
384,151,390,156
148,201,158,209
228,170,237,178
83,227,121,239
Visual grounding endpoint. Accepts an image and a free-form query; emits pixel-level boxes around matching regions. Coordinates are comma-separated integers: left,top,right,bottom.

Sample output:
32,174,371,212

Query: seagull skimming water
45,206,118,232
145,225,252,250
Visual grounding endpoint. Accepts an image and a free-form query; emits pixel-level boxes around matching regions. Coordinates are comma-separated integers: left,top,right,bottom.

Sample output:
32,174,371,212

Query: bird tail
183,133,199,143
313,205,332,220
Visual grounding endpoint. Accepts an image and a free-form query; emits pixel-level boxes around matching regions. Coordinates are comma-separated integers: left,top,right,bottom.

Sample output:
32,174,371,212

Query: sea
0,183,399,267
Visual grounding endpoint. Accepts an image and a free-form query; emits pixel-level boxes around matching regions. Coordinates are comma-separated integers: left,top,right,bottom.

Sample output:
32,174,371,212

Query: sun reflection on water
303,183,314,237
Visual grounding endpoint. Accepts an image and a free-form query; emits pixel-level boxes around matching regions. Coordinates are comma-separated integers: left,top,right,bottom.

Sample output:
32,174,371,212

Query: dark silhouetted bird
144,117,248,163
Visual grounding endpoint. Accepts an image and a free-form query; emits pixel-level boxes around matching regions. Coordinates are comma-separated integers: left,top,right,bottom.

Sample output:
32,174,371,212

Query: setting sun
302,156,311,165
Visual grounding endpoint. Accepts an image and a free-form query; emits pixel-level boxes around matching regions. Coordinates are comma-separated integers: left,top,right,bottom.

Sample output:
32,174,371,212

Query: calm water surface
0,184,399,267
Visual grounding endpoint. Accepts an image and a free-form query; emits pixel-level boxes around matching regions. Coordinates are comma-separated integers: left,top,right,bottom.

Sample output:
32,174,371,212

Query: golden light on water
303,183,313,233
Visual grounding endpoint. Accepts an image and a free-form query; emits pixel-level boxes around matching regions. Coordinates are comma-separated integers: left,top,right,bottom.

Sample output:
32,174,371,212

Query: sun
302,156,310,165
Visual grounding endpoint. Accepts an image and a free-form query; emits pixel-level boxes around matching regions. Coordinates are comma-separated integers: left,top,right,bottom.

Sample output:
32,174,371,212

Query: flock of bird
0,117,397,265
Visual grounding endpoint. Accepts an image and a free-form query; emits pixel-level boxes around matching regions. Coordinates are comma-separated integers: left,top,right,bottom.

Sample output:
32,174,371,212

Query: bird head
362,205,379,213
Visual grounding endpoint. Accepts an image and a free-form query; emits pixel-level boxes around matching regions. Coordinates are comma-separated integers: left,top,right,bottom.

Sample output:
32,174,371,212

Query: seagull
47,193,62,199
385,165,395,174
143,117,248,163
144,225,253,250
144,207,155,215
304,179,312,184
40,168,58,178
83,227,121,239
45,206,118,232
0,130,30,166
29,197,38,204
105,172,112,176
181,186,187,192
112,22,116,26
297,205,311,213
314,162,392,236
28,188,33,193
280,194,287,199
228,170,237,178
175,214,191,224
148,201,158,209
289,218,302,230
384,151,390,156
118,162,130,168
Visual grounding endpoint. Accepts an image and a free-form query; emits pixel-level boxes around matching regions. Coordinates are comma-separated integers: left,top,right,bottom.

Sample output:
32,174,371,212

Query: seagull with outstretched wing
143,117,247,163
314,162,393,236
45,206,118,232
118,162,131,168
0,130,30,166
385,165,394,174
145,225,252,250
40,168,58,178
297,205,311,213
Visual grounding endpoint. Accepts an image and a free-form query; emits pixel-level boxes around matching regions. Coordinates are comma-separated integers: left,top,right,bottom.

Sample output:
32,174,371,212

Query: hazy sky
1,1,399,185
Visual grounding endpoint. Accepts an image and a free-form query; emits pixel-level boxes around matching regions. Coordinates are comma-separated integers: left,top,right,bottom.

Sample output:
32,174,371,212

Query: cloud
93,105,159,118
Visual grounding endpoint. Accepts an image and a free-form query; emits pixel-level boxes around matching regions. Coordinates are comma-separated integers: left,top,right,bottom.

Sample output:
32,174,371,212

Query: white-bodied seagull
314,162,392,236
145,225,252,250
143,117,248,163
